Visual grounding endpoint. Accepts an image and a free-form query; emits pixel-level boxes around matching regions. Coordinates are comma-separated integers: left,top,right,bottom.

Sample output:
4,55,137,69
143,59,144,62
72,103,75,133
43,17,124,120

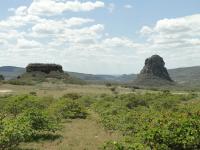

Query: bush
102,141,144,150
102,141,125,150
92,92,200,149
62,93,82,100
105,83,112,87
48,98,87,120
20,109,59,133
0,115,33,149
110,87,118,95
29,91,37,96
4,95,45,116
126,99,148,109
0,74,4,81
144,112,200,150
6,80,34,85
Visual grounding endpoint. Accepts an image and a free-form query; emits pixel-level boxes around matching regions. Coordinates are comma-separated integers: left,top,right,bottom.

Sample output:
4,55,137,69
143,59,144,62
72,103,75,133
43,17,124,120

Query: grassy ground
0,83,123,150
0,83,132,97
0,83,192,97
0,83,196,150
19,111,121,150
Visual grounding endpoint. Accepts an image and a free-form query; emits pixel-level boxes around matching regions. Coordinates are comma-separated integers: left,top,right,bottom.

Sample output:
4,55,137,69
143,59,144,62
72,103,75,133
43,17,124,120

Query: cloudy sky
0,0,200,74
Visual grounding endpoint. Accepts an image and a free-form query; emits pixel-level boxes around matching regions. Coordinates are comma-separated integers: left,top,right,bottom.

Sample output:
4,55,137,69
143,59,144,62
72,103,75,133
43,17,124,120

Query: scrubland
0,83,200,150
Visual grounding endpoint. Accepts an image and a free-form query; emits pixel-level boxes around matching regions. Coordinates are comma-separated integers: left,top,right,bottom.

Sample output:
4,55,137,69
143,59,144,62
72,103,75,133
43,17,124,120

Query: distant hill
0,66,25,80
67,72,137,83
1,66,200,87
168,66,200,87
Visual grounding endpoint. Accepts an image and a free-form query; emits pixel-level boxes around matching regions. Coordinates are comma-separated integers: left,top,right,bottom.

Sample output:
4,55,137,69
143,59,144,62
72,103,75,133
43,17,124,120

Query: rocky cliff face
26,63,64,74
139,55,172,81
135,55,173,86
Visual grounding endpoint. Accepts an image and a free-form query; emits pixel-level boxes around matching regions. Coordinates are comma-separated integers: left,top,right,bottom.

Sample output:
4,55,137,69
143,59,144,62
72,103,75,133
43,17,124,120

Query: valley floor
0,83,199,150
19,111,120,150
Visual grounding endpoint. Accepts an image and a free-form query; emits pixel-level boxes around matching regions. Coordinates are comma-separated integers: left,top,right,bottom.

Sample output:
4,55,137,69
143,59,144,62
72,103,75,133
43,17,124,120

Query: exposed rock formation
26,63,63,74
135,55,173,86
14,63,85,85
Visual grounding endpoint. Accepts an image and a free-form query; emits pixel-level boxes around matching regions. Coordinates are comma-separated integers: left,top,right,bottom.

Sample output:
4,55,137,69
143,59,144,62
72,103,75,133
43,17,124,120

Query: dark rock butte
136,55,173,84
26,63,64,74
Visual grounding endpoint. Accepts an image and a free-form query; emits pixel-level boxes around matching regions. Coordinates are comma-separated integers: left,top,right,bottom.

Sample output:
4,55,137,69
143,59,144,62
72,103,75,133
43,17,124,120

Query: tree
0,74,4,81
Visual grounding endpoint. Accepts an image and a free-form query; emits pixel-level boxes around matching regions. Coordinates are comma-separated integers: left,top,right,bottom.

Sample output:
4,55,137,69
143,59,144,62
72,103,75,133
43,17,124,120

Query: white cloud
140,26,153,35
138,14,200,70
0,0,200,74
15,6,28,16
124,4,133,9
32,17,94,35
55,24,105,43
103,37,140,48
28,0,105,16
141,14,200,48
107,3,115,13
16,38,42,49
8,8,15,12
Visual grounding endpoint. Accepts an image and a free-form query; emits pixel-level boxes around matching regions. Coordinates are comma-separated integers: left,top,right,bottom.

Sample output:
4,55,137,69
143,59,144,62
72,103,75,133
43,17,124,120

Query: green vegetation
3,66,200,89
0,75,4,81
0,94,87,149
16,72,86,85
1,85,200,149
91,92,199,149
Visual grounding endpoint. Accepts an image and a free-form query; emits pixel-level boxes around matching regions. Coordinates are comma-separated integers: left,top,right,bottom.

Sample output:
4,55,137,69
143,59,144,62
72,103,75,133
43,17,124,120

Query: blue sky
0,0,200,74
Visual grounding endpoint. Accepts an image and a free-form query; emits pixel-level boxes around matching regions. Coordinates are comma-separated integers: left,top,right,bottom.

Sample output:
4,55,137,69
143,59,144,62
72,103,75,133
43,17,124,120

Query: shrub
0,115,33,149
48,98,87,120
0,110,59,149
105,83,112,87
62,93,82,100
110,87,118,95
102,141,125,150
102,141,144,150
4,95,45,116
126,99,148,109
29,91,37,96
0,74,4,81
6,80,34,85
20,109,59,133
144,112,200,149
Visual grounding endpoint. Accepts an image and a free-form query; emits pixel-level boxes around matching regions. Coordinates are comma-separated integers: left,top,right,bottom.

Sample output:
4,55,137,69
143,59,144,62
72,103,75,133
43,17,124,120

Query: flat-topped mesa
26,63,64,74
138,55,173,82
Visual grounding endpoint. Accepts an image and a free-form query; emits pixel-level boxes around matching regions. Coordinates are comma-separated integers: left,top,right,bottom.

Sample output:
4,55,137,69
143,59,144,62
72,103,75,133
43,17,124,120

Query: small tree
0,74,4,81
105,82,112,87
110,87,118,95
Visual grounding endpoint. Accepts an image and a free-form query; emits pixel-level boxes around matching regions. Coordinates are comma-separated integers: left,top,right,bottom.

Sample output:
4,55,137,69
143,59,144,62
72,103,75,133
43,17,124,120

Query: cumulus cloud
15,6,28,16
16,38,42,49
103,37,140,48
140,26,153,35
124,4,133,9
0,0,200,74
141,14,200,49
139,14,200,70
32,17,94,35
107,3,115,13
28,0,105,16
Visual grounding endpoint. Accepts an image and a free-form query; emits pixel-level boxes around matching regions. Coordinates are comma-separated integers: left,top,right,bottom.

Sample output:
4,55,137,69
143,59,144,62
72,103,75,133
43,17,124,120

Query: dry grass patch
19,113,121,150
